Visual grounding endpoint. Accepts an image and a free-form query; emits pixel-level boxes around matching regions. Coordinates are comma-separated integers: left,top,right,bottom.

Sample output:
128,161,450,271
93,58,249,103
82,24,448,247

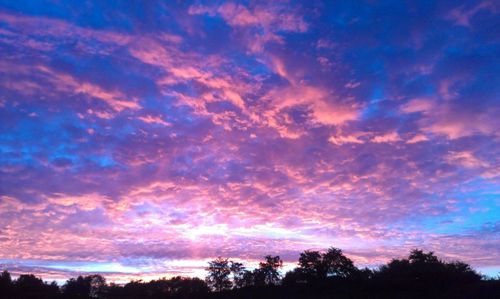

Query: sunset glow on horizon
1,1,499,282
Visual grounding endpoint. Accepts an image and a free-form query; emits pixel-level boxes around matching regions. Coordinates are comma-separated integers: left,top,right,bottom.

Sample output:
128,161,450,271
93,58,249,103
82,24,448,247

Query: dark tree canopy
0,270,13,295
255,255,283,286
105,276,209,299
298,250,323,278
205,257,232,291
322,247,358,278
62,274,107,299
0,248,496,299
286,247,358,284
229,261,246,289
375,249,482,288
12,274,59,299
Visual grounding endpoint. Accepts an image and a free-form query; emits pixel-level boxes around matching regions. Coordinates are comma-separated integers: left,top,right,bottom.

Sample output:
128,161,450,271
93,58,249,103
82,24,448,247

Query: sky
0,0,499,282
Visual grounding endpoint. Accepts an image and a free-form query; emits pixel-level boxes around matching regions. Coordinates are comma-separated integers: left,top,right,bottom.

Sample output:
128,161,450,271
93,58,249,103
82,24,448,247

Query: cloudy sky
1,0,499,282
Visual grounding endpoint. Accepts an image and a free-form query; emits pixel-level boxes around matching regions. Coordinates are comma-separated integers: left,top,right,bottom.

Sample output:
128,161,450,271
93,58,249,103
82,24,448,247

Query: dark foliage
1,273,60,299
106,276,209,299
284,247,360,284
373,249,482,290
0,248,498,299
205,257,232,291
254,255,283,286
62,274,107,299
229,261,246,289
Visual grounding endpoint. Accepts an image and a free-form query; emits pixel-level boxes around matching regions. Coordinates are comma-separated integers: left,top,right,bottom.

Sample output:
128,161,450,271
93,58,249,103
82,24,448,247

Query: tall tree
375,249,481,287
0,270,13,297
298,250,324,278
229,261,246,289
205,257,232,291
15,274,60,299
256,255,283,286
239,270,256,288
322,247,358,278
295,247,358,282
62,274,106,299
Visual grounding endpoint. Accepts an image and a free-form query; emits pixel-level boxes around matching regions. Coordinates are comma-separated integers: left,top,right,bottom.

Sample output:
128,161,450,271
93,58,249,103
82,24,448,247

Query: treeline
1,248,499,299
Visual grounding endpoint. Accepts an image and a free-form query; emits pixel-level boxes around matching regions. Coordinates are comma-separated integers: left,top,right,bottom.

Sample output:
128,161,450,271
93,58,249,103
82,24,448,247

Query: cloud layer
1,1,499,280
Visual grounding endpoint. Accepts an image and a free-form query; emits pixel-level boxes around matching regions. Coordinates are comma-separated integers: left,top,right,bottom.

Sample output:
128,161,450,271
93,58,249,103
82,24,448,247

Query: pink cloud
400,98,435,114
446,151,489,169
328,134,364,145
1,3,499,283
138,115,171,127
371,132,402,143
406,134,429,144
188,2,308,53
447,1,499,27
400,97,499,140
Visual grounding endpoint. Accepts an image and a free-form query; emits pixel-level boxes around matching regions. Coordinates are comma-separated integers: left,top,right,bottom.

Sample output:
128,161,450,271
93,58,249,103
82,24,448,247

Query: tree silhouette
145,276,209,298
106,276,209,299
0,270,12,285
15,274,59,299
375,249,481,289
205,257,232,291
166,276,209,298
322,247,358,278
62,274,106,299
239,270,256,287
289,247,358,284
298,250,324,279
229,261,246,288
1,247,496,299
0,270,14,298
255,255,283,286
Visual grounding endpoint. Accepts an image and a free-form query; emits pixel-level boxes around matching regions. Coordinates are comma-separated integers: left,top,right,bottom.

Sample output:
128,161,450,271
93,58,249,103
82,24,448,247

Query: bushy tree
290,247,359,284
229,261,246,288
205,257,232,291
282,269,308,286
62,274,106,299
106,276,209,299
145,276,209,298
375,249,481,288
167,276,209,297
322,247,358,278
0,270,14,298
254,255,283,286
14,274,60,299
298,250,324,278
240,270,256,287
0,270,12,285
